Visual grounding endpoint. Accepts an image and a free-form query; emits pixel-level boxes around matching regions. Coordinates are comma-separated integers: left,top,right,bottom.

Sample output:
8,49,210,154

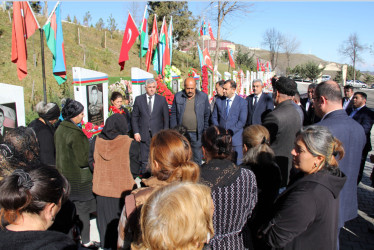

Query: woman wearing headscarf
54,98,97,248
88,114,140,249
28,101,60,166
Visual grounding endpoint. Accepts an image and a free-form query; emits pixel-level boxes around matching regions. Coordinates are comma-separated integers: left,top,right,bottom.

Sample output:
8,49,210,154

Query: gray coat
262,99,302,187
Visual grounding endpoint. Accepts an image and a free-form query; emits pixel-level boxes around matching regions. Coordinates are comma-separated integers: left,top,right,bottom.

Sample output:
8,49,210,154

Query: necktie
148,96,152,114
253,96,258,109
226,99,231,118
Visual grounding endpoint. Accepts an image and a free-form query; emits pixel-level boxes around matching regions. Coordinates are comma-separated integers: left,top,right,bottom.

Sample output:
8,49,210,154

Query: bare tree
43,1,48,17
83,11,92,27
107,14,117,39
95,18,105,31
210,1,252,72
282,36,300,72
339,33,365,82
262,28,284,71
130,2,141,26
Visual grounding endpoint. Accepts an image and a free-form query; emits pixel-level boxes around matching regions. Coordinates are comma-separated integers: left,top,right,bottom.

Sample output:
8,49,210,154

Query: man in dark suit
246,79,273,126
342,85,354,113
0,108,12,143
212,79,247,165
314,81,365,235
170,77,210,165
300,83,320,125
347,92,374,184
132,79,169,174
262,77,301,188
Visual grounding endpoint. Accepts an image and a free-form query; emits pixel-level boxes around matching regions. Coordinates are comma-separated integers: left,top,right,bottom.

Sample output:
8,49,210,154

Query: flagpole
139,4,147,69
27,1,49,103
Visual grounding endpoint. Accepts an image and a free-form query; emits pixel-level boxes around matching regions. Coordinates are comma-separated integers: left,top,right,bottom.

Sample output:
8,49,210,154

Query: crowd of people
0,76,373,250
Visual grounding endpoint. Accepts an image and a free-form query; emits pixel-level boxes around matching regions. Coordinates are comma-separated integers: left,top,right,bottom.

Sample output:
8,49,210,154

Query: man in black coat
132,79,169,174
300,83,320,125
314,81,365,233
342,84,354,113
262,77,301,188
246,79,274,126
347,92,374,184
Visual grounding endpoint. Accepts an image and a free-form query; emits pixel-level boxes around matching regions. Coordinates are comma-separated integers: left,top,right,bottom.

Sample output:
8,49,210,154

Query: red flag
160,18,170,76
203,48,213,71
208,23,215,40
119,13,140,71
227,48,235,69
11,2,39,80
145,15,158,72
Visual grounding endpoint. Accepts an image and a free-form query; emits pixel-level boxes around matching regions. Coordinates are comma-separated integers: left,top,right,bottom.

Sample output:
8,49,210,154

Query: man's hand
134,133,141,142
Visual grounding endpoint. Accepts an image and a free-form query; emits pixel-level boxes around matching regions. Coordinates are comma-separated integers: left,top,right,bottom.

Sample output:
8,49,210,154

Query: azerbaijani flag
197,43,205,70
159,17,170,76
169,16,173,65
43,3,66,84
139,4,148,58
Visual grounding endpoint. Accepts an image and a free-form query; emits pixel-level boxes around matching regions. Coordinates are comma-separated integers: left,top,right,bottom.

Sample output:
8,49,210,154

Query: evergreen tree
147,1,198,49
29,1,42,14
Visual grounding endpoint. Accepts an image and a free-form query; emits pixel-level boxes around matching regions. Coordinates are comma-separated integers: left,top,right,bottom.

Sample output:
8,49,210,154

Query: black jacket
261,170,346,250
28,119,56,166
0,227,77,250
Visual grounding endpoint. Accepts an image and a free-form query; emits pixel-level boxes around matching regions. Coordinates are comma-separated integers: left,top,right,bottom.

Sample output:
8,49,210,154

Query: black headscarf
61,98,84,120
99,113,128,140
39,103,60,121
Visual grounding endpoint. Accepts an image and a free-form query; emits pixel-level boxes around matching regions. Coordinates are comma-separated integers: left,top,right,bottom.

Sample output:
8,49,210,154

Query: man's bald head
184,77,197,99
314,80,342,103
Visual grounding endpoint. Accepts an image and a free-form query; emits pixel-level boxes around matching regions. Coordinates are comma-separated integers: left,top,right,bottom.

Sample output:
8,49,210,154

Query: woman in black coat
240,125,281,249
28,101,60,166
259,125,347,250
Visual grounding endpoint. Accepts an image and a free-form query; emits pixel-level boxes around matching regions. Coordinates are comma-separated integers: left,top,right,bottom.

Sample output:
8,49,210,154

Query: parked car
346,80,366,88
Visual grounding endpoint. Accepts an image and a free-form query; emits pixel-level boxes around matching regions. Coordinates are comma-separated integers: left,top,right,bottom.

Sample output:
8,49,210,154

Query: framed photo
86,84,104,125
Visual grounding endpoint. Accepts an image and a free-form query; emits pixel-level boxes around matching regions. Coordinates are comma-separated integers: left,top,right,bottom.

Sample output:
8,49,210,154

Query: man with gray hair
313,80,365,239
132,78,169,175
246,79,274,126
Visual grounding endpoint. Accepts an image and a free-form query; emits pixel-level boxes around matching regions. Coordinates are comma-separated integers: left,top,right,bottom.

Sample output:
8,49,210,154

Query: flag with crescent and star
119,13,139,71
11,1,39,80
203,48,213,71
227,48,235,69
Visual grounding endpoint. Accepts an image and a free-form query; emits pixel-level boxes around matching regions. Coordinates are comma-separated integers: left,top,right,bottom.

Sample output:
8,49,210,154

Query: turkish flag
11,2,39,80
203,48,213,71
227,48,235,69
119,13,140,71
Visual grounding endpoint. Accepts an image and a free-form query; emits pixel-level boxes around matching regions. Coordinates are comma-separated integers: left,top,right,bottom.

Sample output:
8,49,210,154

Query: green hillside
0,11,201,114
0,10,332,122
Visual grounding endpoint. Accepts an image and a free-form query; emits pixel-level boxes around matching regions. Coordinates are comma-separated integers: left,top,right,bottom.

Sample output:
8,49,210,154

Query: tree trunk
213,2,222,73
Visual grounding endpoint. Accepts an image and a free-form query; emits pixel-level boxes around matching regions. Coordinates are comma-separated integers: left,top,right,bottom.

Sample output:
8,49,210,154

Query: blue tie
226,99,231,118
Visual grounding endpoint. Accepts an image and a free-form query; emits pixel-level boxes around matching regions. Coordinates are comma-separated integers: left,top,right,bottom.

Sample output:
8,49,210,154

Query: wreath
156,76,174,105
202,65,209,94
164,65,181,92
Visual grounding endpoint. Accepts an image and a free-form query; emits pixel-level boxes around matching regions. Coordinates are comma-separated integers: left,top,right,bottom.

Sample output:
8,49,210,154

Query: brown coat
92,135,135,198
